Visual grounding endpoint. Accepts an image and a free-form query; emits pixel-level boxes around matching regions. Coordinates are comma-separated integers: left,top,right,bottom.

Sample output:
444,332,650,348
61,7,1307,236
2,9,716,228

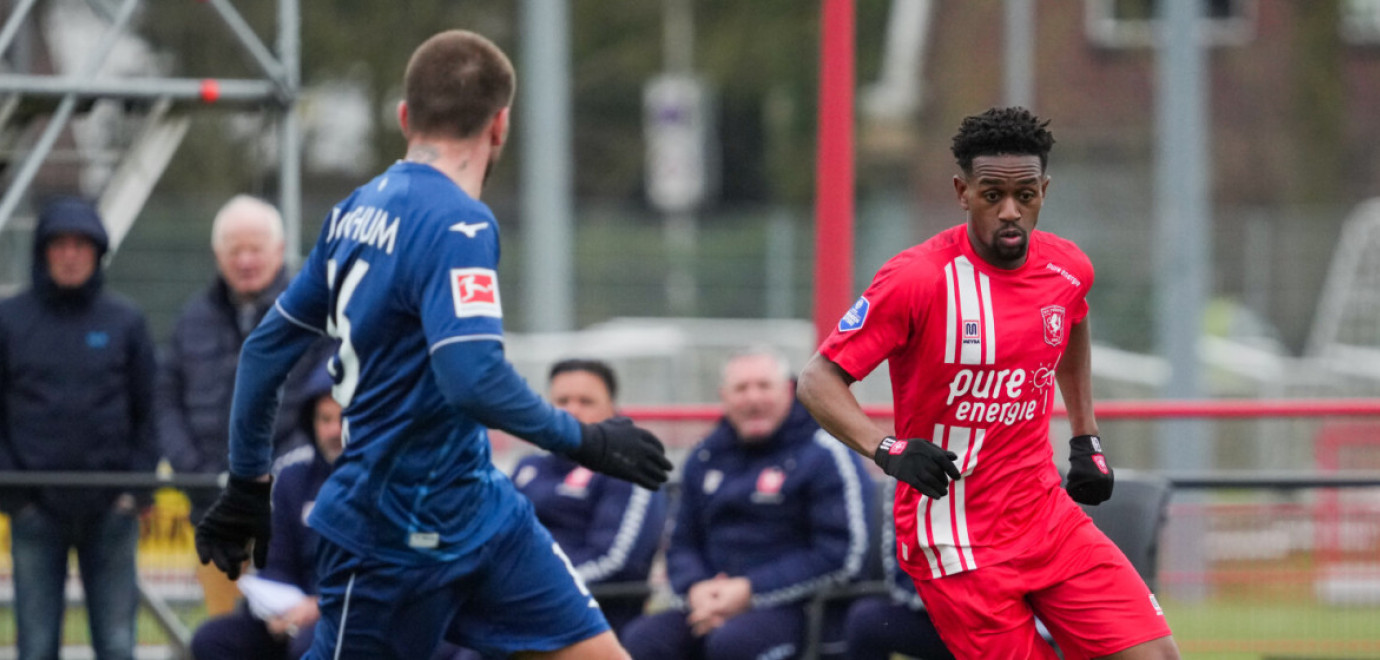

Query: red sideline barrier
620,398,1380,422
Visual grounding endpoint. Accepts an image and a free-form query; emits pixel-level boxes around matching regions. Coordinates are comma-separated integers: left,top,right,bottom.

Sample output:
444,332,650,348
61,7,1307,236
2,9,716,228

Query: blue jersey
274,161,533,564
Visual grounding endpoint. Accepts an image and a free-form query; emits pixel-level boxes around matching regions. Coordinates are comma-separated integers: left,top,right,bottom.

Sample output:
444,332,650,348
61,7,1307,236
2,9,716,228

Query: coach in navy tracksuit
190,368,338,660
622,349,875,660
511,359,669,634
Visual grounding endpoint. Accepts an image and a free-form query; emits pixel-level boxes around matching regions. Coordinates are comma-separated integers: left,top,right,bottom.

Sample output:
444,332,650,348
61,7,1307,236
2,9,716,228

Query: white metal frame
0,0,302,258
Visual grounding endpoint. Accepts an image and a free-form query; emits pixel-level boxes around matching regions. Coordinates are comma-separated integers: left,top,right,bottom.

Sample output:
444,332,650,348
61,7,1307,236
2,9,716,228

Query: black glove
194,475,272,580
1066,435,1114,505
567,416,673,490
873,436,961,500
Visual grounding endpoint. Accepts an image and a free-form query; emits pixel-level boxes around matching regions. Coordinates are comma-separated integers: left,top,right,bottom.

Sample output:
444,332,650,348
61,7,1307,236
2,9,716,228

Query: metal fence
2,400,1379,659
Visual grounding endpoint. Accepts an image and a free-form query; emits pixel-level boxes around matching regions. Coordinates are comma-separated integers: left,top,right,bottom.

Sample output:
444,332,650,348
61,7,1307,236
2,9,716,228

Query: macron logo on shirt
450,268,502,318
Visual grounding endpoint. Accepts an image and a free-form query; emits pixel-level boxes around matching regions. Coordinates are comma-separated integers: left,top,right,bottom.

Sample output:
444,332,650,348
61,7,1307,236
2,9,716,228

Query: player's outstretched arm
431,340,671,489
797,353,885,458
197,306,319,579
1056,318,1114,504
798,353,960,499
228,306,323,478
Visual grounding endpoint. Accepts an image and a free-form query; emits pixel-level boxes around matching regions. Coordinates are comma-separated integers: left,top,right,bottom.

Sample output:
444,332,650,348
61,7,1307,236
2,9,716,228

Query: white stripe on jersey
275,300,327,336
954,258,982,365
943,256,999,367
949,256,996,365
428,334,506,354
979,271,996,364
914,423,985,577
917,498,942,578
943,262,958,364
948,426,981,570
925,425,960,575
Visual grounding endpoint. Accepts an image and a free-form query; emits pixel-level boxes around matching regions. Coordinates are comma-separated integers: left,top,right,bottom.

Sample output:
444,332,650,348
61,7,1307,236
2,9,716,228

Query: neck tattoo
406,145,439,163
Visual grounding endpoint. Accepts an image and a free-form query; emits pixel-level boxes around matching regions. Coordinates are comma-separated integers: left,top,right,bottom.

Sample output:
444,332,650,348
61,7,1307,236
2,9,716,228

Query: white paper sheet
238,574,308,620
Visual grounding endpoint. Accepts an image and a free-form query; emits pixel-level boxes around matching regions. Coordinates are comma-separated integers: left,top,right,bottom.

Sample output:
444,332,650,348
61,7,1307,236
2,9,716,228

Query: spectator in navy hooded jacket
622,348,875,660
511,358,669,634
0,196,158,660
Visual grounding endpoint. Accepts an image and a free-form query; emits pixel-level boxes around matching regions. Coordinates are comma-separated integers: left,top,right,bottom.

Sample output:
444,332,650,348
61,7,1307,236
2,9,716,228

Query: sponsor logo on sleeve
1040,304,1065,346
838,296,870,332
450,268,502,318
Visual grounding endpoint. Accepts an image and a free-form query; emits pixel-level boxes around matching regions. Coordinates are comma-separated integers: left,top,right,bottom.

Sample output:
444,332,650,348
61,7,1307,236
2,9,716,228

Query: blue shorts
304,511,610,659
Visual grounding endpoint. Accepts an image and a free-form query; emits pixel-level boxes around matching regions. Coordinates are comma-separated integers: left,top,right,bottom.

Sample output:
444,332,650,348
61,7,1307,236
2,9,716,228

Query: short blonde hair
210,195,284,253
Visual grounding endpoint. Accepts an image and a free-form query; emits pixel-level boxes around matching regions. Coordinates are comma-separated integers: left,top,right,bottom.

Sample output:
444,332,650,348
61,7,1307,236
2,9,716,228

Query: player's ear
953,175,970,211
397,101,410,135
1041,175,1051,197
489,107,511,148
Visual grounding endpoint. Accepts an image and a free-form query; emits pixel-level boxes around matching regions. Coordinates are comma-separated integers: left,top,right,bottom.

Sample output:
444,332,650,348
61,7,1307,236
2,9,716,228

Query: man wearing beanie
0,196,159,660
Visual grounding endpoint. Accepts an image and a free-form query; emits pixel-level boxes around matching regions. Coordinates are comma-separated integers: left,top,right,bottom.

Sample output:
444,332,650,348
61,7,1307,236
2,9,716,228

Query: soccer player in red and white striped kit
799,107,1179,660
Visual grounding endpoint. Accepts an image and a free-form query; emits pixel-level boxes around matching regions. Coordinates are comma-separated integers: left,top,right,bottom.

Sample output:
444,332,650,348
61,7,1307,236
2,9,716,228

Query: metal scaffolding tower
0,0,300,293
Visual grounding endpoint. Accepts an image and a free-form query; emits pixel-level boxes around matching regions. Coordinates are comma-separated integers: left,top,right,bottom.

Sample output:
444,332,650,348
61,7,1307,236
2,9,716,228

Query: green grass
1163,597,1380,660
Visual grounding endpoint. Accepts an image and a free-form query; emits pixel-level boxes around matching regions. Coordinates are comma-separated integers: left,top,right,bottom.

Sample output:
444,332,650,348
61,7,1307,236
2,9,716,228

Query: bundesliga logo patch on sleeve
450,267,502,318
838,296,870,332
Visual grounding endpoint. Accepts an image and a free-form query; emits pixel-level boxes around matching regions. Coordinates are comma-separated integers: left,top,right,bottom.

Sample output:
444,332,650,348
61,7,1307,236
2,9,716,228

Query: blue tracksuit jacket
512,453,667,586
263,444,333,594
667,401,875,609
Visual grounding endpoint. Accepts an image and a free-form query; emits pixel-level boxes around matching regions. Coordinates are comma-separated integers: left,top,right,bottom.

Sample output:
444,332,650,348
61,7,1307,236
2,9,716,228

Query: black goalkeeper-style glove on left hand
1066,435,1115,505
874,436,962,500
194,475,272,580
568,416,673,490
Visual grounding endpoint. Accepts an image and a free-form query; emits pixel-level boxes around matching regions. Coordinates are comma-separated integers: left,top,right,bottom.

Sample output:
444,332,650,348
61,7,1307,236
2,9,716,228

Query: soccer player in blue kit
192,30,672,660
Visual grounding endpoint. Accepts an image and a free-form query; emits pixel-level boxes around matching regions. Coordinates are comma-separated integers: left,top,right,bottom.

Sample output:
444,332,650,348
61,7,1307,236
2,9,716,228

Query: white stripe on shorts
334,572,356,660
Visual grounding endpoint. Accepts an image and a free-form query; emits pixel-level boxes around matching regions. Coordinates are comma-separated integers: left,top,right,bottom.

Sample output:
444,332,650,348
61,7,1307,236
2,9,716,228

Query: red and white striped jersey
820,224,1094,580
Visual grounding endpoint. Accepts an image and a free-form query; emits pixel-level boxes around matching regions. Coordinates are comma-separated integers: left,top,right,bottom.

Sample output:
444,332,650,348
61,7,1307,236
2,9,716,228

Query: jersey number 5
326,258,369,410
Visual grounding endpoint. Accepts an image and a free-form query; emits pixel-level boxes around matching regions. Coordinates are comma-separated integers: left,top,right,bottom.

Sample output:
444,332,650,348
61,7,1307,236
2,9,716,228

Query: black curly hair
950,107,1055,176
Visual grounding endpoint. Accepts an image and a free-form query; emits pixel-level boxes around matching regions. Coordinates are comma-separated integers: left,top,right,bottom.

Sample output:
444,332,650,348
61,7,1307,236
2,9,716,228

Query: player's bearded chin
994,227,1028,260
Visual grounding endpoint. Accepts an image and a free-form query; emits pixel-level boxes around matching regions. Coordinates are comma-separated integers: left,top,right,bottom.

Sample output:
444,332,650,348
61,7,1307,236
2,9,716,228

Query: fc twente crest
1041,305,1066,347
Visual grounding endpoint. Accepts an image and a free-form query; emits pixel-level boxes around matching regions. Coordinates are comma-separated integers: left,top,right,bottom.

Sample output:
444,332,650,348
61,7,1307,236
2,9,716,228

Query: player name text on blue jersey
327,205,400,255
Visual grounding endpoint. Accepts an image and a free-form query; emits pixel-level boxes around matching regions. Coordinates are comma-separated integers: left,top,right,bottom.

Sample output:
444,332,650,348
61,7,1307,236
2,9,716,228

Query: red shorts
912,505,1171,660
